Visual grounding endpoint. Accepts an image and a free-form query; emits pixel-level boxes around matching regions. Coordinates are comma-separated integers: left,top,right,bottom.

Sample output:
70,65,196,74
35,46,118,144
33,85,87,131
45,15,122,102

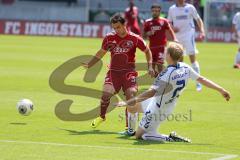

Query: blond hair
167,42,184,62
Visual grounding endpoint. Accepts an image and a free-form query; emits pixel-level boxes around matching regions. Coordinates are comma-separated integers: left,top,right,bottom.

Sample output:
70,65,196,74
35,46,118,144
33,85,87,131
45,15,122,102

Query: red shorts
150,47,165,64
104,70,138,93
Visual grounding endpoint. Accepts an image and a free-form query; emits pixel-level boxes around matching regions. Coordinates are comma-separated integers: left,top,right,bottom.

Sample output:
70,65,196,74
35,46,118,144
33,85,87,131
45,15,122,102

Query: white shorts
177,33,198,55
139,97,177,133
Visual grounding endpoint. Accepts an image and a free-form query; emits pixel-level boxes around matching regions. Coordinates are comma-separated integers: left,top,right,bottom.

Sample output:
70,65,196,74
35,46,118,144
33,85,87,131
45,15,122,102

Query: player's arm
82,49,107,68
197,76,230,101
166,22,178,42
142,22,153,39
191,5,205,40
144,47,155,77
117,88,156,107
117,71,169,107
196,17,205,40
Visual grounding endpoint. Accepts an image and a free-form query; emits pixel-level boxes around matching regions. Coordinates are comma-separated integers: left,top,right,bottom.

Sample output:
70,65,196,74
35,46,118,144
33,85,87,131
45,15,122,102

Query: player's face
111,22,126,36
177,0,185,4
151,8,161,19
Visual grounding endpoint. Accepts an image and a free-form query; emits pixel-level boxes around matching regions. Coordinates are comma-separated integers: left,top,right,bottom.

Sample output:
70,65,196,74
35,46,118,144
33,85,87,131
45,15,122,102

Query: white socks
191,61,200,74
142,133,171,142
128,112,138,133
235,52,240,64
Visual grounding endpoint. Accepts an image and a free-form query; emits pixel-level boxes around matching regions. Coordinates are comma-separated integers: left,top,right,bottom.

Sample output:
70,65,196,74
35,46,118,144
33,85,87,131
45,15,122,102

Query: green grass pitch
0,35,239,160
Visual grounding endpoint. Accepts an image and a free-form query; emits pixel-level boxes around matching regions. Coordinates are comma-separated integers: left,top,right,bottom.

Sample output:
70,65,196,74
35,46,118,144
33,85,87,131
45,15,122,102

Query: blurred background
0,0,240,42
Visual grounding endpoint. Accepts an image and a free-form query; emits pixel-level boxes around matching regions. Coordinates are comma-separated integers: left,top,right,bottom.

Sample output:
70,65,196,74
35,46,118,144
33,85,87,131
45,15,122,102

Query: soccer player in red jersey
124,1,141,35
82,13,154,133
143,4,177,75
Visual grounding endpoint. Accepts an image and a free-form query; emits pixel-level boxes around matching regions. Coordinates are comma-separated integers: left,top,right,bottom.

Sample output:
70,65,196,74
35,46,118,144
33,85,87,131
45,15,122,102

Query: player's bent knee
125,88,137,99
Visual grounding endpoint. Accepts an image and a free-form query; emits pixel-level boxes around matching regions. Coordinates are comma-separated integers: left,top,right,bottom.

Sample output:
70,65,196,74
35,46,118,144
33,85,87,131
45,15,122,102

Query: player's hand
173,27,179,33
115,101,127,107
173,39,179,43
148,67,155,78
81,62,89,68
199,32,205,41
220,89,230,101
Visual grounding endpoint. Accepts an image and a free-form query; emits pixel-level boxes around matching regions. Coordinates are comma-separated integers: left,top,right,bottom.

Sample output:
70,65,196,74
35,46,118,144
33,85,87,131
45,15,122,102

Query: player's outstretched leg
140,131,191,143
91,84,114,128
119,87,138,136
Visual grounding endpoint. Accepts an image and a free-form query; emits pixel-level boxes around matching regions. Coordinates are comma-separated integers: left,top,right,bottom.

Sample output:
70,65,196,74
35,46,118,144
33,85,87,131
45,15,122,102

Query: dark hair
151,3,161,9
110,13,125,24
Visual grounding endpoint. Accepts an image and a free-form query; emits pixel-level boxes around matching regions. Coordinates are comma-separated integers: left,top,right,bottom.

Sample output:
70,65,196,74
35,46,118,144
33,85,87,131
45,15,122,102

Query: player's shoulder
167,62,190,72
145,18,153,23
125,7,130,12
185,3,196,9
235,12,240,17
169,4,177,10
129,31,142,39
178,62,191,68
159,17,169,23
105,31,117,37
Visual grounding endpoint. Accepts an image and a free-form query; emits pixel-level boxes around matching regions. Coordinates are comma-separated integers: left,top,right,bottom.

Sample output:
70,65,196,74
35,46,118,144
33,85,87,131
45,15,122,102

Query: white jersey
233,12,240,32
150,62,200,107
168,3,200,37
139,62,200,133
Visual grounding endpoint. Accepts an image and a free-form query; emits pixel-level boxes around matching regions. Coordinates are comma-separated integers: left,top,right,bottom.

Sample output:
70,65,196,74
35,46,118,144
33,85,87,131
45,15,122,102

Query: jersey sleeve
150,69,170,91
136,36,147,51
189,66,200,80
101,35,109,51
190,5,200,20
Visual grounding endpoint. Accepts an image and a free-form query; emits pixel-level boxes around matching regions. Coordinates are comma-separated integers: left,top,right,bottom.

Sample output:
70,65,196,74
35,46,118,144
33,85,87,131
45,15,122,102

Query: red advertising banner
0,20,238,43
207,27,237,43
0,20,112,38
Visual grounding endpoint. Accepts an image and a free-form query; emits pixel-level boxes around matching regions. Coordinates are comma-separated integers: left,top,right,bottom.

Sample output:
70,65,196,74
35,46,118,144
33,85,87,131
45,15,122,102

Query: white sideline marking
0,140,238,160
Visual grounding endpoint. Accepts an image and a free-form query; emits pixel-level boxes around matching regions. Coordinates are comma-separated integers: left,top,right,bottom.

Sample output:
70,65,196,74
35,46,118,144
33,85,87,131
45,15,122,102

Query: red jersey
143,17,170,48
125,6,140,28
101,31,147,71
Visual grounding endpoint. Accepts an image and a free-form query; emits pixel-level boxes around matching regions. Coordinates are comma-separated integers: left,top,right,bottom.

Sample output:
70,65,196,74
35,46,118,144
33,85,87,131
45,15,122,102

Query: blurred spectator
124,1,141,35
1,0,14,5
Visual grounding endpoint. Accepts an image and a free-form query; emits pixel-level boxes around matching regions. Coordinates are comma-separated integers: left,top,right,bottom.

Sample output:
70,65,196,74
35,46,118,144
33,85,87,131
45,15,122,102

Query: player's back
151,62,200,107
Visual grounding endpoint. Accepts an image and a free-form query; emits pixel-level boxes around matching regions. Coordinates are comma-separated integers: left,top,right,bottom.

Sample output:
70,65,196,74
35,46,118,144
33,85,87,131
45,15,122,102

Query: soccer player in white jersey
168,0,205,91
232,12,240,69
116,42,230,142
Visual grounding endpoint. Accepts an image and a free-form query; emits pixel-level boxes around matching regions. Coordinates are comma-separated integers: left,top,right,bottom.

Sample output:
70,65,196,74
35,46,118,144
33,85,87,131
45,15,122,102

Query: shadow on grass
9,122,27,125
117,136,212,146
133,140,213,146
58,128,213,146
58,128,118,135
